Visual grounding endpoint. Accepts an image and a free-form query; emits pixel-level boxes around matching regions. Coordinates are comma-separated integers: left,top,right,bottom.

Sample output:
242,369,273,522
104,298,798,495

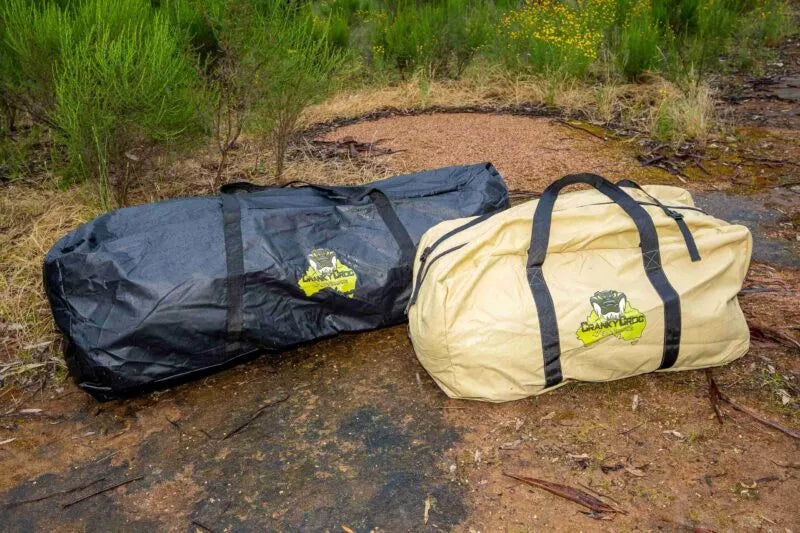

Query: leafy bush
0,0,70,127
371,0,494,79
252,2,346,178
496,0,792,80
52,0,205,207
613,0,662,79
748,0,794,45
159,0,224,64
204,0,345,180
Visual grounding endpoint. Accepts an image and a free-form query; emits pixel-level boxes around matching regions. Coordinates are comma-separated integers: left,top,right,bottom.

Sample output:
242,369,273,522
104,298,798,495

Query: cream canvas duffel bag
407,173,752,402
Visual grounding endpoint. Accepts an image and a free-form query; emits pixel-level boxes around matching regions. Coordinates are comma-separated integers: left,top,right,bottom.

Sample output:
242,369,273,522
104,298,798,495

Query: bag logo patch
298,248,357,298
576,290,646,346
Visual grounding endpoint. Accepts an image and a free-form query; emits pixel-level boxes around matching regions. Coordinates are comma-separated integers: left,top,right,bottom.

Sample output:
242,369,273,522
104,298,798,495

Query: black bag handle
616,179,701,262
526,173,682,388
221,179,351,200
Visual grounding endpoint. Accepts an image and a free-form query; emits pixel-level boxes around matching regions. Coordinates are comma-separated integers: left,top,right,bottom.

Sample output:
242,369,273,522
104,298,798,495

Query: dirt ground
2,52,800,533
318,113,659,192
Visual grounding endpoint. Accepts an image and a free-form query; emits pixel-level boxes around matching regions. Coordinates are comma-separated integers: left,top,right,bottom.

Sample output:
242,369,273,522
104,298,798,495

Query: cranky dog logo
298,248,357,298
576,290,646,346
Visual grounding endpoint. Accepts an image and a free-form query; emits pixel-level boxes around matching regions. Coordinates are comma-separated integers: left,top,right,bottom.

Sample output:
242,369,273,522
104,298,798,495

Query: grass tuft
0,183,100,389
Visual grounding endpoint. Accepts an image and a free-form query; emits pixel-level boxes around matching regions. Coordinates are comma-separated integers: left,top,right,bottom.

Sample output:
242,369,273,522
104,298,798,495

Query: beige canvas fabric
408,180,751,402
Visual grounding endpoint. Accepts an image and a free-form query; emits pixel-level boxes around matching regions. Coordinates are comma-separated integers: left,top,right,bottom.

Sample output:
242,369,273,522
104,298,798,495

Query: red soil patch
319,113,665,190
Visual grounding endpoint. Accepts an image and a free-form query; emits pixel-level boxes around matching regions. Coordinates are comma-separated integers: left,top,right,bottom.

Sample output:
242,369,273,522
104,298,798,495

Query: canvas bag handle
526,173,682,388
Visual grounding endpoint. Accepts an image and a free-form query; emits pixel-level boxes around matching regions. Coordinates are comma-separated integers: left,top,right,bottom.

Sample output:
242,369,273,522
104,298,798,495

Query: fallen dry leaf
423,494,432,525
503,472,626,514
624,466,646,477
777,389,792,406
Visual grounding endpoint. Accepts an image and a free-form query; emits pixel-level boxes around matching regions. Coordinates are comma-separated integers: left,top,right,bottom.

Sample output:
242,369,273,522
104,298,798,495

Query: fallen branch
4,477,106,507
706,372,800,440
508,189,540,200
740,155,800,168
61,475,144,509
577,482,623,506
738,287,791,295
309,136,398,159
659,517,718,532
618,422,645,435
749,322,800,350
705,370,724,424
0,410,63,420
722,395,800,439
554,119,607,141
191,519,216,533
221,393,290,440
503,472,626,515
770,459,800,469
600,463,624,474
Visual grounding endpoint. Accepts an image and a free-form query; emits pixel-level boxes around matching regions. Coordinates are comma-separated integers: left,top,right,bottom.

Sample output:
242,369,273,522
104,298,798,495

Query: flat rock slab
695,188,800,268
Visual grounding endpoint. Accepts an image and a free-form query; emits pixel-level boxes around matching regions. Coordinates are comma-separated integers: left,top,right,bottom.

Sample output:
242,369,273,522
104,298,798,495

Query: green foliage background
0,0,794,204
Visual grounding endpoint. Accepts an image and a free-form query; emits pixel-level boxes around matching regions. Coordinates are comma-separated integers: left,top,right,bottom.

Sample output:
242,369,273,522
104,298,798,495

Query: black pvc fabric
44,163,509,400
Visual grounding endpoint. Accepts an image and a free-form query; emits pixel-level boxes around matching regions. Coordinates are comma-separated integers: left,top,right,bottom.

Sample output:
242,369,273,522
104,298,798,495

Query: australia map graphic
576,290,647,346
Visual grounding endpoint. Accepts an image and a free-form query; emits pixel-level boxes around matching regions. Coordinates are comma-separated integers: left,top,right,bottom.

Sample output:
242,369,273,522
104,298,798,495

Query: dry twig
61,475,144,509
4,477,106,507
706,372,800,440
554,119,607,141
221,393,290,440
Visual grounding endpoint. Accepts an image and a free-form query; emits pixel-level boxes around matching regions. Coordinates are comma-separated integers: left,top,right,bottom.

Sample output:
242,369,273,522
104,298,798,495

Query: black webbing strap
221,193,245,354
527,173,682,387
420,211,497,265
617,179,701,262
220,181,270,194
406,210,498,311
363,188,416,266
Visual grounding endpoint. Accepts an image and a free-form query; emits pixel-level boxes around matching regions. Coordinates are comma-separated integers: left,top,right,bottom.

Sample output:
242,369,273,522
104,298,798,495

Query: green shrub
159,0,224,63
252,2,346,178
202,0,271,185
371,0,494,79
612,0,662,79
0,0,70,126
205,0,345,180
326,12,352,49
52,0,205,207
652,0,771,76
734,0,794,47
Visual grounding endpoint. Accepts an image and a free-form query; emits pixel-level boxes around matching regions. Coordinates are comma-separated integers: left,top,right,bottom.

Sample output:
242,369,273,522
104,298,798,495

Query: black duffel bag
44,163,508,399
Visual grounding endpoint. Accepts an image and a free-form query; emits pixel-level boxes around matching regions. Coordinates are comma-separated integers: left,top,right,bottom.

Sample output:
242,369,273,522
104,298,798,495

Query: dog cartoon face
308,249,338,275
590,290,627,320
